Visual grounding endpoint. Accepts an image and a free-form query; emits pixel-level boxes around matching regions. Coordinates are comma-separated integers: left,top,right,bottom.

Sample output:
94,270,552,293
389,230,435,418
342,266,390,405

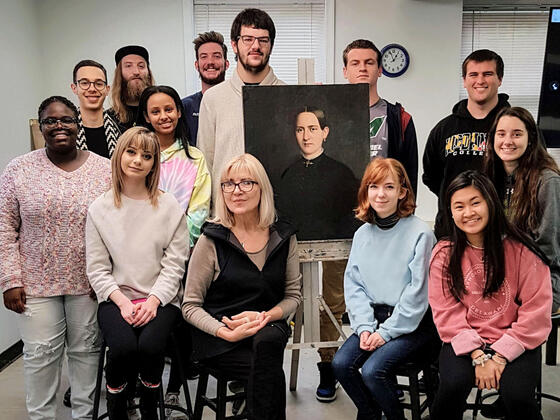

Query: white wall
0,0,43,352
36,0,189,106
334,0,463,221
32,0,462,221
1,0,43,168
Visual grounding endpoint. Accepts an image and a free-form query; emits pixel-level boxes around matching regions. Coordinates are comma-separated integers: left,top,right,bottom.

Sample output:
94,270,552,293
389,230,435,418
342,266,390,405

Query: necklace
467,241,484,250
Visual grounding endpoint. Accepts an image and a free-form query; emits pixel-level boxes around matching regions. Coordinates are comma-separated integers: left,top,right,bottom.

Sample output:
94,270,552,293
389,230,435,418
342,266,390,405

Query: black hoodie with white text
422,93,510,238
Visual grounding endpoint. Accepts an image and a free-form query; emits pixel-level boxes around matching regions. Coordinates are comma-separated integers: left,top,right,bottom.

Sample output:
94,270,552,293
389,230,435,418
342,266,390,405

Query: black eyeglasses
39,117,78,127
237,35,270,46
221,180,258,193
76,79,107,90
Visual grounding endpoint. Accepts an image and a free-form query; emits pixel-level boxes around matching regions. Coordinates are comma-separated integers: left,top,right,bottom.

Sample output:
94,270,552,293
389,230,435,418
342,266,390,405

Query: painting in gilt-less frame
243,84,369,241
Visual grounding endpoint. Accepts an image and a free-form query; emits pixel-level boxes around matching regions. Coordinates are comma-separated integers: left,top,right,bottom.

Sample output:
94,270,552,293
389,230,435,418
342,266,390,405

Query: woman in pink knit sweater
0,96,111,419
428,170,552,420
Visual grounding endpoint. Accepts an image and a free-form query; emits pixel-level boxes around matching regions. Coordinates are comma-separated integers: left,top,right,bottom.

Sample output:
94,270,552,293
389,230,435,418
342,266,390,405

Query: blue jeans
332,328,435,420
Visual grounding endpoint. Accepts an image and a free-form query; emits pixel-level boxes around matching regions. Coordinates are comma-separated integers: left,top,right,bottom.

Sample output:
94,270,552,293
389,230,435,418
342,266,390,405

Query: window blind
192,1,326,89
460,11,548,118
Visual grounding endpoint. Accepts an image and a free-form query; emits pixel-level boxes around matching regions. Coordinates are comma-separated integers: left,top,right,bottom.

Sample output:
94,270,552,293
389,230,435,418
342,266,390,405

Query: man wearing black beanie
110,45,155,132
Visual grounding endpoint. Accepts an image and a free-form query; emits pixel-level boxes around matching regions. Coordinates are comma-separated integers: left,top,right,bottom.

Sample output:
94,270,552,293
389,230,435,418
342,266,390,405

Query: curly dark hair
38,96,79,121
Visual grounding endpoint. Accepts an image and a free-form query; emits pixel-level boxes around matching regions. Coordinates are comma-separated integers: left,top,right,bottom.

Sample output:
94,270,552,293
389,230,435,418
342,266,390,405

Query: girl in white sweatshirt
86,126,189,420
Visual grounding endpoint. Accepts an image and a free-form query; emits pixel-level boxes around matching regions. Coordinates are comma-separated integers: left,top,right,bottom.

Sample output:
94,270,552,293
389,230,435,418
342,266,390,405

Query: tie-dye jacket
159,140,211,247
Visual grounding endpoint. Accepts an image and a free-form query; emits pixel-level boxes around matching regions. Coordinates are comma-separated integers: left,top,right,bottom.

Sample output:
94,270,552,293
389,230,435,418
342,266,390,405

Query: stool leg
473,388,482,420
423,364,435,417
536,364,542,412
545,324,558,366
158,385,166,420
289,305,303,392
216,378,228,420
409,371,421,420
92,341,107,420
171,332,194,416
193,372,209,420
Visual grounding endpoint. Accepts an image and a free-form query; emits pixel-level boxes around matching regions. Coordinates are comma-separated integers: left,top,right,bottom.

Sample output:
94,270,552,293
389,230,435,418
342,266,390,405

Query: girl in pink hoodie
428,170,551,420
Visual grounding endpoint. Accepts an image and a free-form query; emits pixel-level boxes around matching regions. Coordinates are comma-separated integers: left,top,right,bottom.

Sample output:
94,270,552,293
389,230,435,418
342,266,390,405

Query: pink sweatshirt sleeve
491,243,552,361
0,161,24,292
429,242,485,355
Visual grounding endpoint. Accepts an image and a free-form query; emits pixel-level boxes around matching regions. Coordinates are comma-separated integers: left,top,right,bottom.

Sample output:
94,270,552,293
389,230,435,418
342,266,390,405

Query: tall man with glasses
197,8,285,206
71,60,122,158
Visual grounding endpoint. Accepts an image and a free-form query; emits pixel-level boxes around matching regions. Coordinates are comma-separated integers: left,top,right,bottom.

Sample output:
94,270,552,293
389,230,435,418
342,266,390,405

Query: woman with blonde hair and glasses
183,154,301,420
86,127,188,419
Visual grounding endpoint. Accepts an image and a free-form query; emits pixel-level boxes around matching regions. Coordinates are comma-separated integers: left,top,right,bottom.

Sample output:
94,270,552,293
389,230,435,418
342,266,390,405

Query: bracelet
472,353,492,366
471,349,485,359
492,354,507,365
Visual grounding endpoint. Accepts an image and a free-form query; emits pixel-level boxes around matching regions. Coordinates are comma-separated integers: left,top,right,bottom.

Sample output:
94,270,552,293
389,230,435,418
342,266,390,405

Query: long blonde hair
213,154,276,229
111,127,161,208
111,61,155,124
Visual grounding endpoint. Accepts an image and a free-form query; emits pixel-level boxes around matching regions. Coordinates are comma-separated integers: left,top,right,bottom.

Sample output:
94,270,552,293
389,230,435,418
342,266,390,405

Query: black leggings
166,318,193,393
98,301,179,388
431,343,541,420
202,323,290,420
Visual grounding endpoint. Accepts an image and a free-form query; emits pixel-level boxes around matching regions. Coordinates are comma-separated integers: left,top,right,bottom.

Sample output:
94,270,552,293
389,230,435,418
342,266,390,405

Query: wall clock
381,44,410,78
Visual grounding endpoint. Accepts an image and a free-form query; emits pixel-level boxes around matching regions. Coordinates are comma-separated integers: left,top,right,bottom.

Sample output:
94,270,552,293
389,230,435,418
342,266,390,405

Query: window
460,11,548,118
190,0,326,91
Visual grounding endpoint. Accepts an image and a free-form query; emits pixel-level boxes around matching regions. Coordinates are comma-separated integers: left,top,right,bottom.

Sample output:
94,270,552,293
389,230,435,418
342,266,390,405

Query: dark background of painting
243,84,370,240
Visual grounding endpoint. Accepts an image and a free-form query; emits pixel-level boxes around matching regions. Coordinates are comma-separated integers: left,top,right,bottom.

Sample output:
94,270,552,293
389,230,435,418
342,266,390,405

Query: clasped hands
472,350,507,390
359,331,386,351
118,295,160,327
474,359,506,390
217,311,271,342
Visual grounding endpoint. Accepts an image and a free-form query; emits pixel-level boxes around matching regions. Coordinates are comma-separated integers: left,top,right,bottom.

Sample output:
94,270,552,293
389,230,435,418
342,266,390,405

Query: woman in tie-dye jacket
138,85,211,248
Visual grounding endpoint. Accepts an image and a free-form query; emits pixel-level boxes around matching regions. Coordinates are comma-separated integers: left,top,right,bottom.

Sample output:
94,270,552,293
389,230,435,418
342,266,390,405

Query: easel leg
289,305,304,391
318,295,347,341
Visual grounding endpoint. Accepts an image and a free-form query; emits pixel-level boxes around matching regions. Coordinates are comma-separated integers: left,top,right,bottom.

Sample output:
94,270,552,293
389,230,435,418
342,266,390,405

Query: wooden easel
285,61,354,391
287,240,352,391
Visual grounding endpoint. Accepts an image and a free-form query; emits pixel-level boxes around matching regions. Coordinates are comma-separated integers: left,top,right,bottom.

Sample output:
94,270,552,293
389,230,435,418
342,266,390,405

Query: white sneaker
164,392,187,420
127,398,139,420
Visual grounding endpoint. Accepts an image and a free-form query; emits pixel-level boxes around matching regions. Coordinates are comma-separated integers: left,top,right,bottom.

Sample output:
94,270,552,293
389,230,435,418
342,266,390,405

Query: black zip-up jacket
190,220,296,360
422,93,510,238
386,101,419,197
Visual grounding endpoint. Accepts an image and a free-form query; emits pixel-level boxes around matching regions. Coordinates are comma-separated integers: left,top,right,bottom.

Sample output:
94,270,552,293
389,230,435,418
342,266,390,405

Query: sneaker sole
316,393,337,402
316,383,339,403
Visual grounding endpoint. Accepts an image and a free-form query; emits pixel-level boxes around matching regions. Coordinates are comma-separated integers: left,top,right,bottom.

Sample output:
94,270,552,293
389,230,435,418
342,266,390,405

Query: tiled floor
1,342,559,419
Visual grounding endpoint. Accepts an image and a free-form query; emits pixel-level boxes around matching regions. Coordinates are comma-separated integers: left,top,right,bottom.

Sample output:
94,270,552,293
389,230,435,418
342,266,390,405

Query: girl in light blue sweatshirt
332,158,438,420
